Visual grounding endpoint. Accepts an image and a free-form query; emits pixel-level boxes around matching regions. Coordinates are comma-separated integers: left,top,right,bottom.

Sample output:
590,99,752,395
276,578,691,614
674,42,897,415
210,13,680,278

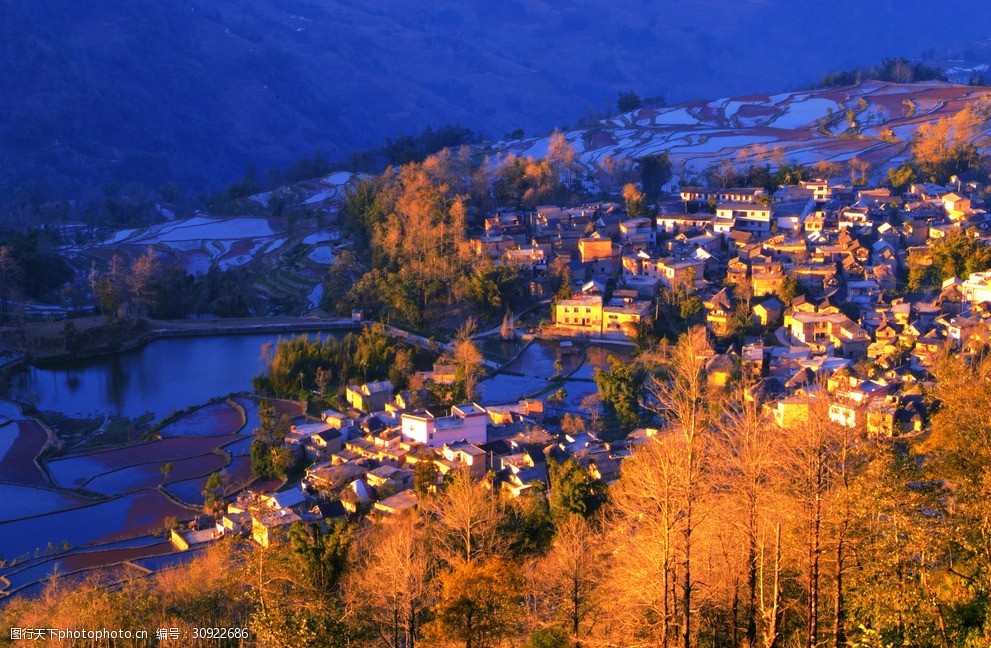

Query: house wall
578,238,613,262
401,412,486,447
555,301,603,328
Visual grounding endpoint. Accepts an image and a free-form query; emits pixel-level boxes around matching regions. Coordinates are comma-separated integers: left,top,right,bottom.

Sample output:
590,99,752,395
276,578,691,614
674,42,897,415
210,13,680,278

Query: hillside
1,0,989,206
501,81,991,185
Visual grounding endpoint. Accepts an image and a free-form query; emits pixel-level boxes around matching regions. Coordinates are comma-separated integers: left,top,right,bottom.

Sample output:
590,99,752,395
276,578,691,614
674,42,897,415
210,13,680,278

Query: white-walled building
400,404,488,447
962,271,991,307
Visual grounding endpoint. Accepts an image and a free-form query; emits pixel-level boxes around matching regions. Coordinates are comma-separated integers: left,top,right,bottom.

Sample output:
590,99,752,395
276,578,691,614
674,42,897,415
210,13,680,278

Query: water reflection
11,333,338,422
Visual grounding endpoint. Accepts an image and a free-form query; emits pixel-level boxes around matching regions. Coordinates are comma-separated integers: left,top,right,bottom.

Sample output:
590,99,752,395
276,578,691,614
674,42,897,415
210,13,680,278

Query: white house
962,271,991,307
400,404,488,447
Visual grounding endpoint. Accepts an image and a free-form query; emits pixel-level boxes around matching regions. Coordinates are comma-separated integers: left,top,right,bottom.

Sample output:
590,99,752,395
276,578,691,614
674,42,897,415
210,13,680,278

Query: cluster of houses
472,174,991,339
469,174,991,439
184,375,585,546
668,176,991,435
178,172,991,549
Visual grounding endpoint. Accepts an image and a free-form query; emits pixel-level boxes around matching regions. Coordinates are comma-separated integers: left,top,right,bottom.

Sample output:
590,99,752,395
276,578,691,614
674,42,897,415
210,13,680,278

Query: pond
9,332,337,422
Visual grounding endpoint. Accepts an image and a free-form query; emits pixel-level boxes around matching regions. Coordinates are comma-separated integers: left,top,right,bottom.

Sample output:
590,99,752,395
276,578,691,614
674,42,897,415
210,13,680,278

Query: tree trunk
683,498,693,648
760,524,783,648
746,503,758,648
833,519,847,648
572,571,581,646
807,492,821,648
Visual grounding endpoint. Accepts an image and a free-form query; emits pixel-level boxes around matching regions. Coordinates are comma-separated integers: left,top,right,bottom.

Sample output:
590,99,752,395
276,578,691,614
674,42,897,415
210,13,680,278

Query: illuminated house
400,404,488,447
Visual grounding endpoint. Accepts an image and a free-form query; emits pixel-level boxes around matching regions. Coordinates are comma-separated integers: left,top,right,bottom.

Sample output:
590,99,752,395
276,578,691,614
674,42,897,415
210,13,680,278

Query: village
166,169,991,558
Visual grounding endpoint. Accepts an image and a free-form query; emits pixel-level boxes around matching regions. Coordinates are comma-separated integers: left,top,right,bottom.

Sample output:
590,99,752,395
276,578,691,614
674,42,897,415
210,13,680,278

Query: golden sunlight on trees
642,326,713,648
424,557,525,648
530,515,603,645
912,100,991,181
452,318,485,403
428,469,502,566
622,182,647,219
347,514,433,647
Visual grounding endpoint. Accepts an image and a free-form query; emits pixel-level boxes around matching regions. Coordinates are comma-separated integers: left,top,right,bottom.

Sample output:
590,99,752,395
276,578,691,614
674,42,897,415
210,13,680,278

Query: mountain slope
1,0,989,204
500,81,991,184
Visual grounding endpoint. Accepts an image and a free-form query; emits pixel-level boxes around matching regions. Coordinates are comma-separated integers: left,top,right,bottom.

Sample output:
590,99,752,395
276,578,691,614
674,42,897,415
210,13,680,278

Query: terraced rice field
498,81,991,183
0,394,264,596
46,435,243,489
158,401,245,438
0,420,50,487
0,489,190,560
0,484,91,523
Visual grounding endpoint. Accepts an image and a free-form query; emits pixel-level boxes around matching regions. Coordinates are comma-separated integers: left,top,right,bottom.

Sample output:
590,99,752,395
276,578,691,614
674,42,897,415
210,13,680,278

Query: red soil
0,421,50,487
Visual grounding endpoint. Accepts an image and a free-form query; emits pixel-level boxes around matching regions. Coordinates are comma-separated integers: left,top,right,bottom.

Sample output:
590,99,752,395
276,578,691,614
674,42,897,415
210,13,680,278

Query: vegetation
818,57,947,87
617,91,642,113
250,400,294,480
593,356,644,430
911,100,991,182
906,229,991,291
10,335,991,646
252,326,432,401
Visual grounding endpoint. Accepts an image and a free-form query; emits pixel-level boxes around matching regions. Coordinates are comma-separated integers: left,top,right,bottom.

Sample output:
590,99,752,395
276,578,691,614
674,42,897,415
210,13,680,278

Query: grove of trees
8,329,991,646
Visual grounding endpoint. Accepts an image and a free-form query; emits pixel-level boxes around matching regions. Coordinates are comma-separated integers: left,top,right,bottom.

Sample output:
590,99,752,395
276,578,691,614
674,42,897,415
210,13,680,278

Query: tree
928,229,991,282
548,459,603,521
713,385,781,648
251,438,274,479
554,263,574,301
0,245,22,323
639,153,672,203
779,393,842,648
251,402,293,479
912,103,989,182
603,436,685,645
843,445,944,647
425,557,525,648
848,157,871,186
617,91,642,113
594,357,643,430
917,353,991,644
321,250,362,313
201,471,225,516
547,131,580,203
642,326,713,648
501,489,555,557
348,514,433,648
453,318,485,402
127,247,161,317
414,459,440,497
429,469,502,566
622,183,647,219
532,515,603,646
93,254,129,321
288,521,351,593
777,275,803,306
594,155,638,197
886,162,916,192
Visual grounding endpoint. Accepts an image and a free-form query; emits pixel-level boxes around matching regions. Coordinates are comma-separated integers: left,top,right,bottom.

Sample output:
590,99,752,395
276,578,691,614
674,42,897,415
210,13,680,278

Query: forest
4,328,991,647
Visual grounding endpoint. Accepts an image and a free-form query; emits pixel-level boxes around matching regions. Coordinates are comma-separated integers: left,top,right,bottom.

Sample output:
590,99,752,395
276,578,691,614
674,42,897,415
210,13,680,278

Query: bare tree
427,468,501,566
643,326,713,648
347,513,433,647
758,524,786,648
781,393,839,648
604,438,683,646
453,318,484,402
714,383,781,648
532,515,603,646
127,247,161,317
